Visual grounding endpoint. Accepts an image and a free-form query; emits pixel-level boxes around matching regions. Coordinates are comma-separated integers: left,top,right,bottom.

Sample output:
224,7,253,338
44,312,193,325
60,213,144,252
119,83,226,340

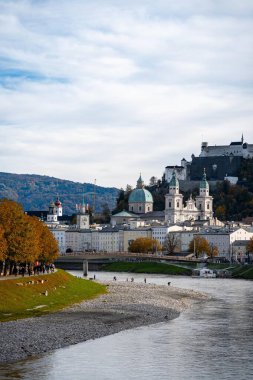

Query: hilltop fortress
164,135,253,184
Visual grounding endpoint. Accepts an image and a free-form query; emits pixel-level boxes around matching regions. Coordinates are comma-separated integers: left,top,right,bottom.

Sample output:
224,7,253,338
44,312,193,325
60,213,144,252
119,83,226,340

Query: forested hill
0,172,119,215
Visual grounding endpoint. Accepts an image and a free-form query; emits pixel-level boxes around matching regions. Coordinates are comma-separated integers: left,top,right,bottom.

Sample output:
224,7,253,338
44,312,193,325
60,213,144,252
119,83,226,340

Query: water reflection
0,273,253,380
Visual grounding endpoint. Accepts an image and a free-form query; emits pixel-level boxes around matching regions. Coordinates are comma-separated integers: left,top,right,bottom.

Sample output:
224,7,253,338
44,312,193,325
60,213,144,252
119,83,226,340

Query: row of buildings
44,172,253,263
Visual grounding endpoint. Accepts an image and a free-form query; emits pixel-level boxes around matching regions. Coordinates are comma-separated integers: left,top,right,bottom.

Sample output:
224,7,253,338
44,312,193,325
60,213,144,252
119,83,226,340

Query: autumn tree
0,199,30,273
0,226,7,274
0,226,7,261
163,233,180,255
0,199,59,274
246,237,253,254
39,224,59,263
188,236,211,258
129,237,161,253
9,214,41,265
209,244,219,259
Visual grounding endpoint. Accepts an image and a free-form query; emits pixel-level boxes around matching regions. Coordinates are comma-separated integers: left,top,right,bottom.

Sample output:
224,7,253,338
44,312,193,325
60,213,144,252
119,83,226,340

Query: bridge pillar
83,260,88,276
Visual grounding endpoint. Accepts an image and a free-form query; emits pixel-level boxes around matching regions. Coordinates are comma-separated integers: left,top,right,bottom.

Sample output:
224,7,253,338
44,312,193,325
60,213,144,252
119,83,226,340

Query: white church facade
165,170,213,224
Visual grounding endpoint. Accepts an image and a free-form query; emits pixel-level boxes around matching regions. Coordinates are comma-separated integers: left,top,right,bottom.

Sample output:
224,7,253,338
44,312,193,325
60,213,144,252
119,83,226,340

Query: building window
139,206,142,211
169,202,171,208
177,202,179,208
207,203,210,209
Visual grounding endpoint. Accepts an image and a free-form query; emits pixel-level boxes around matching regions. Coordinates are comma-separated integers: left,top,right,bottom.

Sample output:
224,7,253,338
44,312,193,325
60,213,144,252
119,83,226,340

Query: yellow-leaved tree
0,226,7,273
128,237,161,253
0,199,59,274
39,223,59,263
188,236,211,258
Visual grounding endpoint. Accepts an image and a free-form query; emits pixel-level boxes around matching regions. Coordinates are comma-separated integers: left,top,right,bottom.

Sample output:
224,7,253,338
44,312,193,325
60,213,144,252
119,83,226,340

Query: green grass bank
101,262,192,276
101,261,253,280
0,270,107,322
228,265,253,279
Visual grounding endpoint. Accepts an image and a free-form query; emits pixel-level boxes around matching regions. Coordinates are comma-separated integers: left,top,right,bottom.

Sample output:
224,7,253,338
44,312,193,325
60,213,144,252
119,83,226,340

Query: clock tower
76,203,90,229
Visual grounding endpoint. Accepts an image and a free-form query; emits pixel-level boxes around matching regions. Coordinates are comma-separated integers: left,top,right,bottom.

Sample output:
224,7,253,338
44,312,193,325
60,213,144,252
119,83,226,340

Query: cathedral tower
195,169,213,220
165,170,184,224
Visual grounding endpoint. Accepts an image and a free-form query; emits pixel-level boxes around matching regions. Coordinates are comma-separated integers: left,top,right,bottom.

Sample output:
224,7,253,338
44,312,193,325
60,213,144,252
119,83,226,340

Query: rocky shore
0,281,208,364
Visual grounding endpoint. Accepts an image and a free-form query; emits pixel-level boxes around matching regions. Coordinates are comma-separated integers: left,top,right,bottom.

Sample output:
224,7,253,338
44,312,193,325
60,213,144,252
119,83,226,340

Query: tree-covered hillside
0,172,119,215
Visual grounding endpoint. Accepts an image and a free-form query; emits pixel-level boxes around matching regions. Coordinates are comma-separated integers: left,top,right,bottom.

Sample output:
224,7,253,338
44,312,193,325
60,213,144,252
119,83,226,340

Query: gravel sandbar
0,281,208,363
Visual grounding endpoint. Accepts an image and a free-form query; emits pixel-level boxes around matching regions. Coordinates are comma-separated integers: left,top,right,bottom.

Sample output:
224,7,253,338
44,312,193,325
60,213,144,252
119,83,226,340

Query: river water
1,272,253,380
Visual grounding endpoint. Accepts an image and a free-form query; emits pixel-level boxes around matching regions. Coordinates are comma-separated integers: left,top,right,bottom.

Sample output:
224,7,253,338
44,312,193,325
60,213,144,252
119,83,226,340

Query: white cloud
0,0,253,188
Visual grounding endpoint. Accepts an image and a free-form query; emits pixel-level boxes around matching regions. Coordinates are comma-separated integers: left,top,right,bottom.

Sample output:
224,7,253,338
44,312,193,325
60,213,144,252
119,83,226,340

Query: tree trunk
3,259,9,276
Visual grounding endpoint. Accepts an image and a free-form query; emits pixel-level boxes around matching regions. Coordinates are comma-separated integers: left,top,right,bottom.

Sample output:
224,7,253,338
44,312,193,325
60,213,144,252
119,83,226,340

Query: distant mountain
0,172,119,215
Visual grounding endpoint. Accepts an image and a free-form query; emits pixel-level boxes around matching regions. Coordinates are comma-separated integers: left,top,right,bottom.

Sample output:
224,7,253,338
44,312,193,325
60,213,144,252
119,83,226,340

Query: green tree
101,202,111,223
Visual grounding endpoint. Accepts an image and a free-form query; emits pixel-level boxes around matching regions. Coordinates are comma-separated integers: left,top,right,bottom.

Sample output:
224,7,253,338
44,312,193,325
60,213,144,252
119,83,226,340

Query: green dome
129,188,153,203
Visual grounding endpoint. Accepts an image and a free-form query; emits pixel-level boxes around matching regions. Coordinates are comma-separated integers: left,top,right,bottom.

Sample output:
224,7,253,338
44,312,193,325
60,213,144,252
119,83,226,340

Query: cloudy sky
0,0,253,188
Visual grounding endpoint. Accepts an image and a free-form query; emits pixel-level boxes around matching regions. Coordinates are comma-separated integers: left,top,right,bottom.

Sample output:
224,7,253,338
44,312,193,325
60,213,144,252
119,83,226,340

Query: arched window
177,202,179,208
169,202,171,208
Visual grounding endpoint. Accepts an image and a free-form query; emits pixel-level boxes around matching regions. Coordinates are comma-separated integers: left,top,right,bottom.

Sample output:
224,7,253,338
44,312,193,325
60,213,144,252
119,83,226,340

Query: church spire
137,173,144,189
199,168,209,195
169,169,179,194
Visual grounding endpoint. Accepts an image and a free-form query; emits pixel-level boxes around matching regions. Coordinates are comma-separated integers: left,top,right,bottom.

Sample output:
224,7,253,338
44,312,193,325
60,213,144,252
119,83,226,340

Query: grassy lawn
102,262,192,276
229,265,253,279
0,270,107,322
207,263,232,270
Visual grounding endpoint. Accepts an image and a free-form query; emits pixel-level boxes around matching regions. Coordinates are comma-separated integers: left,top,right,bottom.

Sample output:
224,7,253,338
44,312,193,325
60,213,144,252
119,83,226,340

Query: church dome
55,197,62,207
128,188,153,203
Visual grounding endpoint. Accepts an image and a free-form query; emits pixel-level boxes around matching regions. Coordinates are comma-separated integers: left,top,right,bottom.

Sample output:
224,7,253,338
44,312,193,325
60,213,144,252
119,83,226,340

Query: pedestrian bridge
54,252,197,273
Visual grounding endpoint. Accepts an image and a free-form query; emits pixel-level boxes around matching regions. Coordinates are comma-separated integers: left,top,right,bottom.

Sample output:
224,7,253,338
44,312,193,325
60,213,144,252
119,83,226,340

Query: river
0,272,253,380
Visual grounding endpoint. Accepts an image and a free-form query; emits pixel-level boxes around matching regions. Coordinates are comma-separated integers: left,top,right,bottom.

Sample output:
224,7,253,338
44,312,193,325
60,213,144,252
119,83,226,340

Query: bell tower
47,201,58,223
165,170,183,224
195,169,213,220
76,202,90,229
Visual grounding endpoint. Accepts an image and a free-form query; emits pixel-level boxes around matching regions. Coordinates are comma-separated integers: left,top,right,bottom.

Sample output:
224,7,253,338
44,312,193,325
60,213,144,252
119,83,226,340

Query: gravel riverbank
0,281,209,364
